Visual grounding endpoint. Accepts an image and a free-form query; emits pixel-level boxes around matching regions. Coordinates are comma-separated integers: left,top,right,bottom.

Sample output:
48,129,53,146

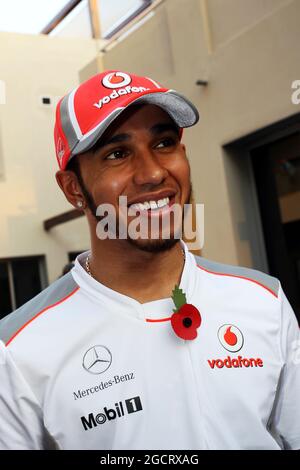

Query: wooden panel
88,0,102,39
44,209,83,231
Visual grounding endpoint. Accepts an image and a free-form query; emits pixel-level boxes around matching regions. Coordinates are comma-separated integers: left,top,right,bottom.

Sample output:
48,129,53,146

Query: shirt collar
71,240,198,321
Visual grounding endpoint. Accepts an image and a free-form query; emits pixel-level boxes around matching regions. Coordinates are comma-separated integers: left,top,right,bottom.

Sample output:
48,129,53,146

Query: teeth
129,196,170,211
141,201,150,210
157,197,169,208
149,200,158,209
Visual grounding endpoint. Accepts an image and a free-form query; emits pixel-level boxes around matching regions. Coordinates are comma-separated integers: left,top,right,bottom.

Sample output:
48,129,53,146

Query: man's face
72,103,192,253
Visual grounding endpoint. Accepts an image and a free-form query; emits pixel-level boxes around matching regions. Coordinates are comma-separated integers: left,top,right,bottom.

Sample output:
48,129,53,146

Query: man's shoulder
0,271,78,345
192,254,280,298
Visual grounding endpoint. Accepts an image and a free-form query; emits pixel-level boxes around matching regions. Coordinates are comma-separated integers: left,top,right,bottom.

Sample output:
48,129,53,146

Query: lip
127,189,177,207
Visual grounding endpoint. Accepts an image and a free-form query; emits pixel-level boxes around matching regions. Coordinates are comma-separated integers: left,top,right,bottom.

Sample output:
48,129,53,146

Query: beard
77,169,192,255
125,184,192,254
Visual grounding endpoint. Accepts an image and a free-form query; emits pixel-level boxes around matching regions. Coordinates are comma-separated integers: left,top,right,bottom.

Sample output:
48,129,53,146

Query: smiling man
0,71,299,450
57,99,193,303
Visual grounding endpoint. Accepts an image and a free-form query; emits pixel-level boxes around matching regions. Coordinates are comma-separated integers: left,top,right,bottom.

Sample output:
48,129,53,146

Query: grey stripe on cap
71,90,199,157
60,94,79,153
71,107,125,156
193,254,279,297
0,272,78,345
132,90,199,127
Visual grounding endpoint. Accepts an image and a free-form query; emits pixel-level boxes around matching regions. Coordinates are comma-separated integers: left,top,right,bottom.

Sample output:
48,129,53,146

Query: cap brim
71,90,199,157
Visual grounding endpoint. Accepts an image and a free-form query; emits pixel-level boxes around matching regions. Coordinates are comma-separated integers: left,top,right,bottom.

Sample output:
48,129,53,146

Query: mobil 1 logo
81,396,143,431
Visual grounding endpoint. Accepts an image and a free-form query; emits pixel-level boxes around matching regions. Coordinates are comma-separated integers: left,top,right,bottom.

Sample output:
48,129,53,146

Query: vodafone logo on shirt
207,324,264,370
218,324,244,352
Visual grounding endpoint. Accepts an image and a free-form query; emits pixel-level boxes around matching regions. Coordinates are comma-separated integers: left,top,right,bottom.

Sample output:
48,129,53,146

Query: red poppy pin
171,285,201,340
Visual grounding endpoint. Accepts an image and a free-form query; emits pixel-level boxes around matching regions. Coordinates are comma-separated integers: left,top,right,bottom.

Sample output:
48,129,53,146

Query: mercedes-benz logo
82,345,112,375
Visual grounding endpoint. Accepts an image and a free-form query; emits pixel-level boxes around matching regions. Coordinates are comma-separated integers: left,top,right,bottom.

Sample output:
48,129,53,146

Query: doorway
251,132,300,317
0,255,47,319
225,113,300,321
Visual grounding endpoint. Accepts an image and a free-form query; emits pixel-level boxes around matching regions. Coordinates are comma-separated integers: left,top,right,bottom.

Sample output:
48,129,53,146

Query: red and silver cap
54,70,199,170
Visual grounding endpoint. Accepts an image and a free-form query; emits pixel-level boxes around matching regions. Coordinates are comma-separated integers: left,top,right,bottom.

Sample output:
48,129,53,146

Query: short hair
66,154,81,177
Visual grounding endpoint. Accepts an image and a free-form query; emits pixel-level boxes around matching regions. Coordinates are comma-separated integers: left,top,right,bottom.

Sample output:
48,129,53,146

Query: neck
86,239,186,304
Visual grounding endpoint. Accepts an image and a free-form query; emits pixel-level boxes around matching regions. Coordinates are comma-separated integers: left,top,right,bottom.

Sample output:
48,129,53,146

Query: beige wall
0,32,97,282
206,0,291,49
80,0,300,268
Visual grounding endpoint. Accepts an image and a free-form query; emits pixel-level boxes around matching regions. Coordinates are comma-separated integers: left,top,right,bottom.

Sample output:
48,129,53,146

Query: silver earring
77,201,83,208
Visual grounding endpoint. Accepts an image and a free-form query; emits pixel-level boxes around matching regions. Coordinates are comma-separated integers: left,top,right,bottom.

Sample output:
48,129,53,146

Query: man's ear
55,170,85,209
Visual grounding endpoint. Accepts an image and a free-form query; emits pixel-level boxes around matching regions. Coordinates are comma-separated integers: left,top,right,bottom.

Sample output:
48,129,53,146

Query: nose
132,147,169,186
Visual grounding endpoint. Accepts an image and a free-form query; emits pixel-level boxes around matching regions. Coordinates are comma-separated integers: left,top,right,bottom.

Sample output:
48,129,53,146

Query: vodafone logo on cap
218,324,244,353
102,72,132,89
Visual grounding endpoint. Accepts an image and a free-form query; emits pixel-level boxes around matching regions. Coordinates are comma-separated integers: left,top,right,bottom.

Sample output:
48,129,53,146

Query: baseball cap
54,70,199,170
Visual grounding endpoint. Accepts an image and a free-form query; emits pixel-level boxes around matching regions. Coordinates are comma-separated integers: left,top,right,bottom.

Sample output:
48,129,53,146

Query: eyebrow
91,122,180,153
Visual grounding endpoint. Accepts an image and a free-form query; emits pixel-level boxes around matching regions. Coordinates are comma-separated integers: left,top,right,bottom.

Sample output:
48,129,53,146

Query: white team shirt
0,240,299,450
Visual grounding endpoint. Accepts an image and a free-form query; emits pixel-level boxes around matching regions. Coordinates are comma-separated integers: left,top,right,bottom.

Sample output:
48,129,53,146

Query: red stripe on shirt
196,264,278,298
6,287,80,346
